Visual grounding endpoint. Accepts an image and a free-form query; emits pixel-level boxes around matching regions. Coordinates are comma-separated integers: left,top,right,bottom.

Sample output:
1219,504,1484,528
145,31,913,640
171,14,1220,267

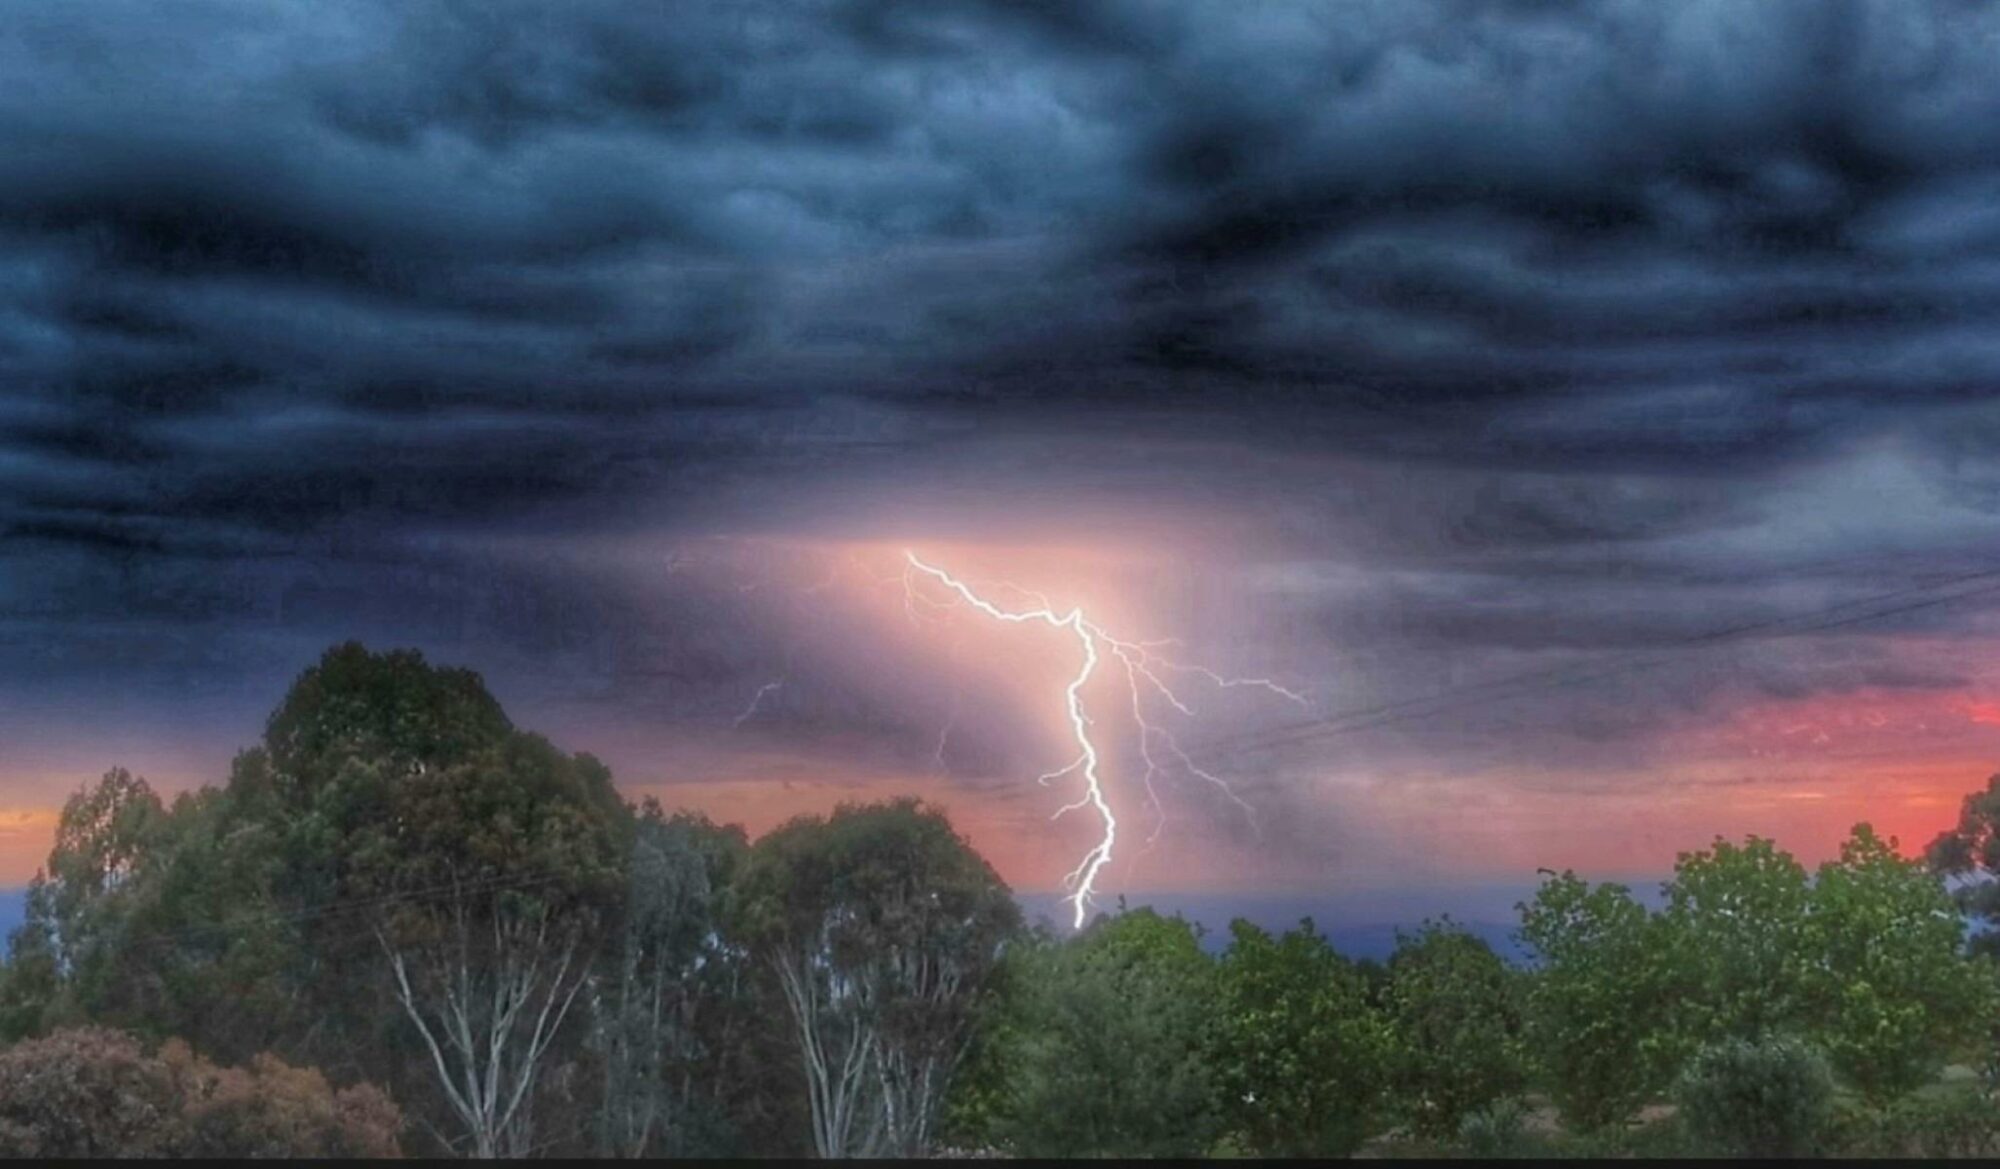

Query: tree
1,763,311,1063
1212,918,1392,1157
1929,772,2000,958
1659,835,1814,1053
0,1025,184,1156
2,768,176,1039
732,799,1020,1157
245,642,610,1153
1517,871,1679,1130
1928,775,2000,1085
0,1027,400,1158
988,908,1222,1158
361,730,627,1158
0,647,527,1136
1808,824,1993,1100
933,937,1025,1153
133,770,308,1066
162,1040,403,1158
1522,827,1993,1120
595,803,752,1157
1384,921,1528,1141
262,640,513,798
0,642,847,1158
261,643,520,1085
0,909,58,1043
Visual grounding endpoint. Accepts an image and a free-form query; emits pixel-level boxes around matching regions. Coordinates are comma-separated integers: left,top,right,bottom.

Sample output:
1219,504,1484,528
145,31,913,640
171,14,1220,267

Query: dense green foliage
1810,825,1995,1100
1517,872,1678,1129
1518,824,1992,1137
1928,771,2000,960
1673,1035,1835,1157
593,804,762,1157
980,909,1221,1158
1212,918,1391,1157
1455,1096,1535,1158
1831,1084,2000,1158
730,799,1020,1157
1383,921,1529,1140
0,646,805,1157
1662,836,1816,1050
3,640,2000,1159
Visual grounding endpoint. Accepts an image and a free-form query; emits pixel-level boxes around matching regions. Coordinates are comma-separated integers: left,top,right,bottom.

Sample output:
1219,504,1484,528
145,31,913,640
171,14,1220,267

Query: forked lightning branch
901,551,1306,927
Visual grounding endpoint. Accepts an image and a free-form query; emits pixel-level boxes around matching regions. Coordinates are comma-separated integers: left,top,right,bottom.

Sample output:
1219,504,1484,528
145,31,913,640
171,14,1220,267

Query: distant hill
1320,920,1526,964
1016,889,1545,964
0,887,23,949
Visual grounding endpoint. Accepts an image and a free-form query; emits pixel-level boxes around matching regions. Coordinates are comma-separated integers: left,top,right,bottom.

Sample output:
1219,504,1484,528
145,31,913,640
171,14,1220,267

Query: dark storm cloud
7,0,2000,803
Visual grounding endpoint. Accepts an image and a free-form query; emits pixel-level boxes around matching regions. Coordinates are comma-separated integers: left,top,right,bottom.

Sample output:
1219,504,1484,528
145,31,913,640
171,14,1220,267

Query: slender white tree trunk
378,900,588,1159
774,949,880,1158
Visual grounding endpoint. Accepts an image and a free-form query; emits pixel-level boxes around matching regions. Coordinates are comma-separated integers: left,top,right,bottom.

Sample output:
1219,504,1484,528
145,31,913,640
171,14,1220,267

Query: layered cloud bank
5,1,2000,890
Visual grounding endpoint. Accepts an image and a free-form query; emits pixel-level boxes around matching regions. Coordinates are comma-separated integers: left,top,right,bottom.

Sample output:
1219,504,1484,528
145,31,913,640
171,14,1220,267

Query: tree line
940,820,2000,1158
0,644,1019,1157
5,641,2000,1158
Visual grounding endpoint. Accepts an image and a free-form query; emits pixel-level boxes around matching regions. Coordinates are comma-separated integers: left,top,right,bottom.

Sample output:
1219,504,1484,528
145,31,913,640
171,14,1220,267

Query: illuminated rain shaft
902,551,1305,928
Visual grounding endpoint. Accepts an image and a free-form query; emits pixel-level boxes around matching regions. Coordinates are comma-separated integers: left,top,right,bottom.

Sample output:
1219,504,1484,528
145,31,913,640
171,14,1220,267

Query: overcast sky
6,0,2000,896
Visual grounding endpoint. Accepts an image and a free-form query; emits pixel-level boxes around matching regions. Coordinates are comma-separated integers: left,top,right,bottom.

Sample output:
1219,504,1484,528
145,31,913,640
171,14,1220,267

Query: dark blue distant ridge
1014,887,1569,963
5,882,1979,968
0,888,23,948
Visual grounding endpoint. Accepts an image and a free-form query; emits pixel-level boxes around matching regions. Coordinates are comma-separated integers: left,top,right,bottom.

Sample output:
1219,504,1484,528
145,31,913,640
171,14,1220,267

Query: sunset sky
6,1,2000,911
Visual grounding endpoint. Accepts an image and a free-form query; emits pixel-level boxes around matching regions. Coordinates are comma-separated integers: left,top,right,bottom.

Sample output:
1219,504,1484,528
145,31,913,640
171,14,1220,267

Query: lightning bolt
902,551,1304,928
733,679,784,728
934,684,961,775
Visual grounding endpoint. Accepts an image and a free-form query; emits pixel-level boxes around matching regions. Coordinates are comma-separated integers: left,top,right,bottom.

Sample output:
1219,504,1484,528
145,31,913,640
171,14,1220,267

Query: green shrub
1907,1090,2000,1158
1457,1097,1534,1158
1602,1116,1698,1160
1832,1088,2000,1158
1821,1096,1881,1157
1673,1035,1833,1157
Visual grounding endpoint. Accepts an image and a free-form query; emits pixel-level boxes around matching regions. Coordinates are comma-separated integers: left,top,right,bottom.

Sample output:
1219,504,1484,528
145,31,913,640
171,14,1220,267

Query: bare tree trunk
773,948,880,1158
377,897,589,1159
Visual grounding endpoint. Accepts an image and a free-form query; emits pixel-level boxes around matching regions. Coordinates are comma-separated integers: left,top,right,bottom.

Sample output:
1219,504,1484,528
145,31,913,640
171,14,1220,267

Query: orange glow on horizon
0,809,59,887
1,542,1997,899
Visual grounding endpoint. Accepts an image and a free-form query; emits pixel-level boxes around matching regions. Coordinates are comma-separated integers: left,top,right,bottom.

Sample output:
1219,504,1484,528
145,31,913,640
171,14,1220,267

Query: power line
1204,574,2000,763
1182,565,2000,767
33,857,630,964
29,552,2000,952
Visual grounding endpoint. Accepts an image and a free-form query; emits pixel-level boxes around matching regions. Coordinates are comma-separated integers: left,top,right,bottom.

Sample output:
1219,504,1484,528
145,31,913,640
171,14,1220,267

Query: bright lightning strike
902,551,1305,929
